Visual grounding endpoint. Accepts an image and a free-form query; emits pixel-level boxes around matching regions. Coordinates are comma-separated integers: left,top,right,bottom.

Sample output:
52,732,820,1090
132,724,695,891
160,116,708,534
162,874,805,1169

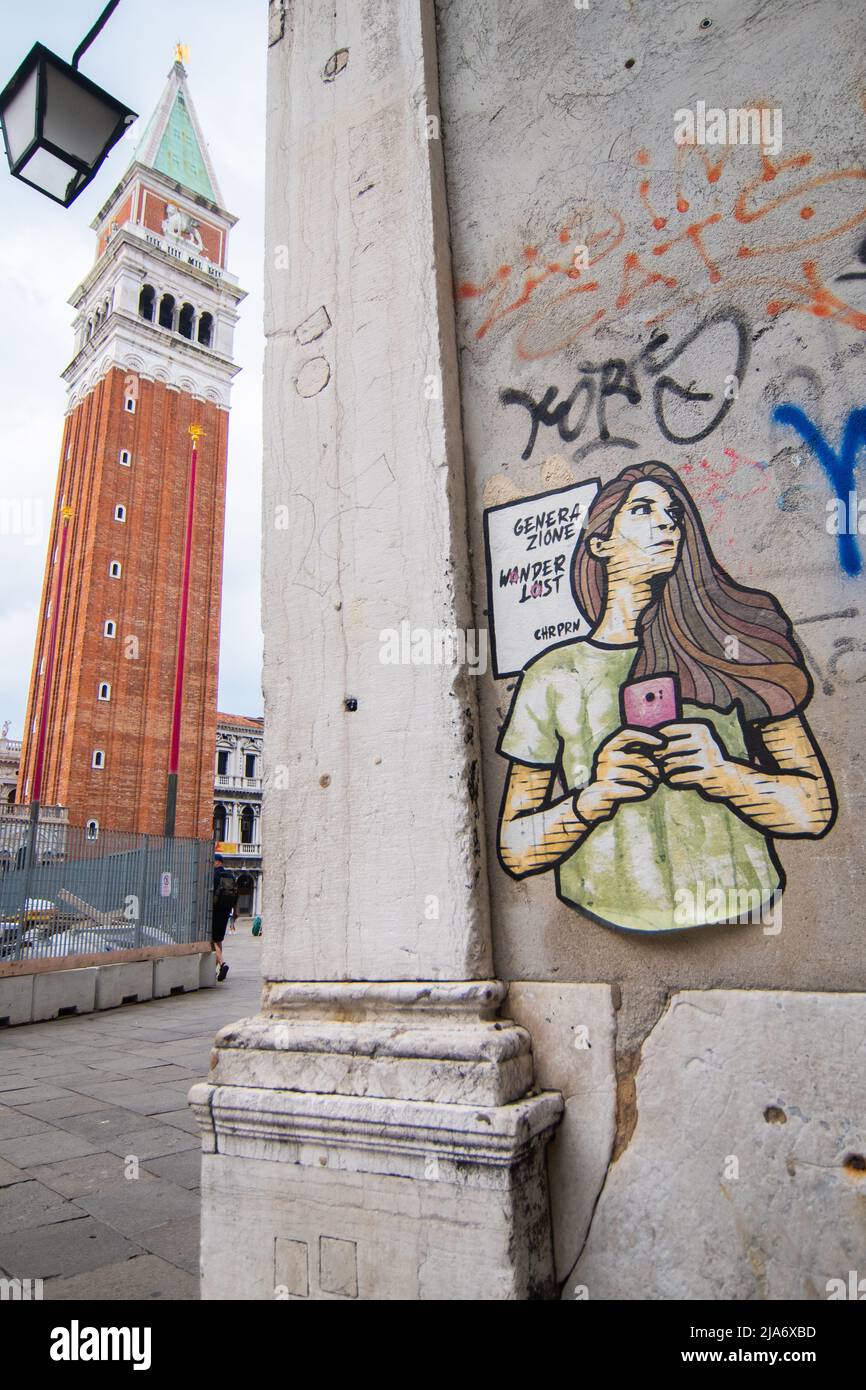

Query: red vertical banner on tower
31,505,72,804
165,424,201,836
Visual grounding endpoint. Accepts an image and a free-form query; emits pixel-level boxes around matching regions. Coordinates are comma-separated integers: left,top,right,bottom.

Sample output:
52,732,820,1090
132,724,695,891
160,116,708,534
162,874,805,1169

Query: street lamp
0,1,136,208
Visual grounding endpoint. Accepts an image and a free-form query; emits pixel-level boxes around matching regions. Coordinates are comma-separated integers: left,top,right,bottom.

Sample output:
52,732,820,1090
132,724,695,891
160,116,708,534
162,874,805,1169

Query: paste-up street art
484,479,599,677
491,461,837,933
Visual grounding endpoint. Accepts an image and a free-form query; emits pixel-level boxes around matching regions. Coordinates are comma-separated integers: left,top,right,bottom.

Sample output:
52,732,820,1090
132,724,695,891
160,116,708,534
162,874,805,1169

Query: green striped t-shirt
498,639,781,933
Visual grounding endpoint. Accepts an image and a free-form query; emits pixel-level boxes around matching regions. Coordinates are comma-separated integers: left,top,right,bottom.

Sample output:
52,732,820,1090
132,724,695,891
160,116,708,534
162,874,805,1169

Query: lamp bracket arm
72,0,123,70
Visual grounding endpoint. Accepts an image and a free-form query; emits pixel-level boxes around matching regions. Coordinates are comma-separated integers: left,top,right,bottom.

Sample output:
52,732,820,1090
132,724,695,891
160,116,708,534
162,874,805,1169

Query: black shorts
212,904,232,944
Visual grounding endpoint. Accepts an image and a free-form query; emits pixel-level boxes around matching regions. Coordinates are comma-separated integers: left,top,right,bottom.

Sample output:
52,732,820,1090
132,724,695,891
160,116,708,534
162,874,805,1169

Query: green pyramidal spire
130,60,224,207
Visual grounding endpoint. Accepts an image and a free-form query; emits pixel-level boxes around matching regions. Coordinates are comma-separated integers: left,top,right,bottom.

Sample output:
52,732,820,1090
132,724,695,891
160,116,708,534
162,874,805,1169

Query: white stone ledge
261,979,507,1019
211,998,538,1104
190,1081,563,1180
209,1047,533,1107
215,1016,530,1061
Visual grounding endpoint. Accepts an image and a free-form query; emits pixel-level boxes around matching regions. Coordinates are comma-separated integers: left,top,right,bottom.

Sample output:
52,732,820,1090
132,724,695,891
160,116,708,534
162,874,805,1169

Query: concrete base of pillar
191,981,562,1300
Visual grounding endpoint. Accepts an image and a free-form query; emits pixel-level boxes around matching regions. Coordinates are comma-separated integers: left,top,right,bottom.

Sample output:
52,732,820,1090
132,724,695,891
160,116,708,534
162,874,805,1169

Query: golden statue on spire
174,42,189,66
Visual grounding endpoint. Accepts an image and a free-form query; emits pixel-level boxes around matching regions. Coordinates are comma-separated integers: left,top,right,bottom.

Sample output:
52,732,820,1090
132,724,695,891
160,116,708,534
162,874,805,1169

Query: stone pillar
191,0,561,1301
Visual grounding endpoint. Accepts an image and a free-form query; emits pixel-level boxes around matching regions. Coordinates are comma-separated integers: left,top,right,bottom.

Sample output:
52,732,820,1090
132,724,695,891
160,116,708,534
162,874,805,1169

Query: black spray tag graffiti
501,308,750,462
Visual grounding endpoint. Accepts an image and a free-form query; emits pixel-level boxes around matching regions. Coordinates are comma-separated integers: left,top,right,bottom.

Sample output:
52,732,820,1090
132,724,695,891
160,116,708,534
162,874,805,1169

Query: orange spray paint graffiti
456,106,866,360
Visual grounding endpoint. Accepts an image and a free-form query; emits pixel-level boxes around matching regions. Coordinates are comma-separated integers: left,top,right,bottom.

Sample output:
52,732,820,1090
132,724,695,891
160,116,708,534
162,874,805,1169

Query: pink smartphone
621,675,680,729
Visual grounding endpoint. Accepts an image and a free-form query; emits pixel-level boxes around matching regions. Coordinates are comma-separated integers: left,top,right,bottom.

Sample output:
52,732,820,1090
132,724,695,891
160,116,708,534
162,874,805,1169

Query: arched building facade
214,712,263,916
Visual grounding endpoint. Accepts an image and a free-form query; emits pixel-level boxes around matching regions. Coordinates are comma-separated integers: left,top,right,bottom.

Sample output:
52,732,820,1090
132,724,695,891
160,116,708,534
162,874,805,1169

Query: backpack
214,868,238,907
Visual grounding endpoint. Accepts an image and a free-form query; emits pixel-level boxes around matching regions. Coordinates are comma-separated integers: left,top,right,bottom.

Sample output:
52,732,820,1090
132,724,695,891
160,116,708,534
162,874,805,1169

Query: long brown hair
572,461,810,722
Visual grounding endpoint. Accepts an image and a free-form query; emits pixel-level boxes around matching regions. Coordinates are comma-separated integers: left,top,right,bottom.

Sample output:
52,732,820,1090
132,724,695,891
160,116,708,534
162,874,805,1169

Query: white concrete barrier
0,974,34,1027
32,967,97,1021
153,954,200,998
95,960,155,1010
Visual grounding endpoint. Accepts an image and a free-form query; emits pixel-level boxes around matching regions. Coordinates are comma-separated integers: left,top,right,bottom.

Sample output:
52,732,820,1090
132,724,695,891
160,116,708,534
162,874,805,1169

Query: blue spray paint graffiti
772,405,866,577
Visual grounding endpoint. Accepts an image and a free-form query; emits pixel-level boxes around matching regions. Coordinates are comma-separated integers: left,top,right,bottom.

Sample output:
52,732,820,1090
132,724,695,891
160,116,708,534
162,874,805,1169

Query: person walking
212,853,238,981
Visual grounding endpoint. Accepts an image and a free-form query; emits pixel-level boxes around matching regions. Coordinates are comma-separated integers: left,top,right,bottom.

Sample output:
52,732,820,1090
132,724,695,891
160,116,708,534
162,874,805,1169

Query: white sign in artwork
160,872,172,898
484,480,599,678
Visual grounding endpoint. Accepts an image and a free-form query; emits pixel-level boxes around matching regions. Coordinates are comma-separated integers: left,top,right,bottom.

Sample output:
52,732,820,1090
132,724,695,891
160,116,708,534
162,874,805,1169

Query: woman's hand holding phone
575,727,666,825
656,721,735,797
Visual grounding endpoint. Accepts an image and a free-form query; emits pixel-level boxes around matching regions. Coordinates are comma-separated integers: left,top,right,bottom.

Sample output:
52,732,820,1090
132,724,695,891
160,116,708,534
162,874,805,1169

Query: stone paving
0,926,262,1299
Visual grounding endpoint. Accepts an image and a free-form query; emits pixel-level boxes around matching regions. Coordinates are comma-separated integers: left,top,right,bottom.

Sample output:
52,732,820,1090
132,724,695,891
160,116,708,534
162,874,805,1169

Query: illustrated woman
496,460,836,933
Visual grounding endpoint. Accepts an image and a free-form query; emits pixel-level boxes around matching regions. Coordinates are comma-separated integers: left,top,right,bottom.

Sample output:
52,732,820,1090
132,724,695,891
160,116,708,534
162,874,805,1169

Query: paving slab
0,1084,83,1107
0,1109,53,1141
100,1085,197,1116
125,1044,196,1058
16,1094,114,1121
53,1107,158,1144
153,1107,200,1135
135,1214,201,1275
88,1054,181,1075
126,1064,201,1083
37,1045,116,1064
0,1214,139,1278
0,1129,101,1167
113,1026,203,1043
74,1178,201,1237
43,1073,135,1097
28,1153,156,1200
3,1025,84,1044
104,1127,200,1161
0,1158,28,1188
0,1179,81,1234
0,1075,53,1093
0,1056,65,1080
0,932,262,1298
141,1149,201,1189
44,1253,198,1301
0,1061,36,1079
39,1068,117,1085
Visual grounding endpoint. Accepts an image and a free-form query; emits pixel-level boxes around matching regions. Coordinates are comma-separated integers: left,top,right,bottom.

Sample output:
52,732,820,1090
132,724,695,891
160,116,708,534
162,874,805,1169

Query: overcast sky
0,0,267,739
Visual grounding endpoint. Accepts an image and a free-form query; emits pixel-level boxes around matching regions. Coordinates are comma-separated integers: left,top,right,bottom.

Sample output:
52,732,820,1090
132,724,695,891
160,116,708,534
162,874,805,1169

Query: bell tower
17,57,245,838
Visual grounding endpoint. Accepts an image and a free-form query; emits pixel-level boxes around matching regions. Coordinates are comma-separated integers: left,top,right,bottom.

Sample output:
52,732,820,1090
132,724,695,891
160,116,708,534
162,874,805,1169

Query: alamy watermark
826,493,866,535
674,101,782,157
826,1270,866,1300
0,498,44,545
0,1277,43,1300
674,884,782,935
379,620,488,675
49,1321,151,1370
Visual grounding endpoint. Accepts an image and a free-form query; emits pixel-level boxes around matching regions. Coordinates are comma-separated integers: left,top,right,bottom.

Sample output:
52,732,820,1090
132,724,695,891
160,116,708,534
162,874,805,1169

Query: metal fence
0,816,212,963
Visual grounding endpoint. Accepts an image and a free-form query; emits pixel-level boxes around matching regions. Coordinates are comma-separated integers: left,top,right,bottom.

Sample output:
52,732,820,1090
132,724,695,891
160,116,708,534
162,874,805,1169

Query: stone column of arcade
191,0,562,1301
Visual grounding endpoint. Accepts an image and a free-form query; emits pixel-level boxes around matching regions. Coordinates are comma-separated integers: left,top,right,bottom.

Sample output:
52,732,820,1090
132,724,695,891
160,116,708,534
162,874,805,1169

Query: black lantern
0,5,136,208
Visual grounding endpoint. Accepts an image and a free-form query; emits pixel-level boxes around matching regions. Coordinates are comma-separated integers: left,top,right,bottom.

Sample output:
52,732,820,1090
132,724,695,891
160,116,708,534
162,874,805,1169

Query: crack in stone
558,989,673,1296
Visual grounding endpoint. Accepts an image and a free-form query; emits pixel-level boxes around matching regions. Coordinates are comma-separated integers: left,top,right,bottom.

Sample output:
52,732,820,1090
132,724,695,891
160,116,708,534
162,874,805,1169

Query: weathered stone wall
261,0,490,983
436,0,866,1296
210,0,562,1302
